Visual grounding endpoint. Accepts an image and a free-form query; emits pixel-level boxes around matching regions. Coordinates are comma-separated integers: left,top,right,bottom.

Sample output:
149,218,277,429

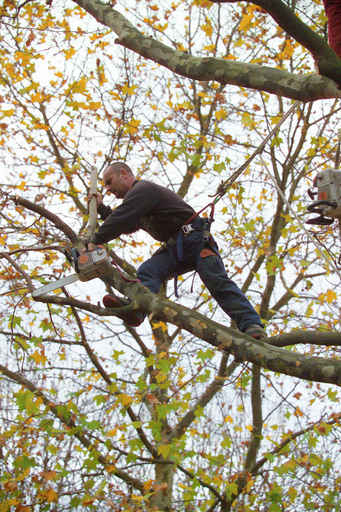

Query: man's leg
195,242,264,335
137,247,180,293
103,247,179,326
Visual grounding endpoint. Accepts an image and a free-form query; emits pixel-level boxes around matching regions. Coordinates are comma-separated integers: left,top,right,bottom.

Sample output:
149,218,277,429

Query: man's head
103,162,135,199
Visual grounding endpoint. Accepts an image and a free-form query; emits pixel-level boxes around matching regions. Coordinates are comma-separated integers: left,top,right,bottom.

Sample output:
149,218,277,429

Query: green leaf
14,455,36,470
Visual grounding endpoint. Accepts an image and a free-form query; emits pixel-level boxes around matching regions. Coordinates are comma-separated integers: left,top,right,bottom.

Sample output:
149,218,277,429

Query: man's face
103,169,128,199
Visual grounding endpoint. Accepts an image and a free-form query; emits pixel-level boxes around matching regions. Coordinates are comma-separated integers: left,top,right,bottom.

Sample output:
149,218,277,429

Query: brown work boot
102,294,145,327
245,324,266,340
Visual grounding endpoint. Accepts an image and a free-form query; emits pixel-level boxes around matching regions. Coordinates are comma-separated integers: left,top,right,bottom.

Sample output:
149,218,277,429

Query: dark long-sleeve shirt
91,180,195,245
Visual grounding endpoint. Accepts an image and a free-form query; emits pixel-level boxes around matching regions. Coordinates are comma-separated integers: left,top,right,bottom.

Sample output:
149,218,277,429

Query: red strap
184,201,215,225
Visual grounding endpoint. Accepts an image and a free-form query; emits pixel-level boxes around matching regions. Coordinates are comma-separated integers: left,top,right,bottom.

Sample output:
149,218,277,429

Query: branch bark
72,0,341,101
210,0,341,85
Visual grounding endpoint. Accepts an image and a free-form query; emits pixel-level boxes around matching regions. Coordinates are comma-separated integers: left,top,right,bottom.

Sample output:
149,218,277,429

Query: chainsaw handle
71,248,80,272
87,166,98,239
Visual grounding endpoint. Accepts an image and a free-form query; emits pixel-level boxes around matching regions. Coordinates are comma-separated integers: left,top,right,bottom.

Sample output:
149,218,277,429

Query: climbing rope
186,100,301,222
212,100,300,204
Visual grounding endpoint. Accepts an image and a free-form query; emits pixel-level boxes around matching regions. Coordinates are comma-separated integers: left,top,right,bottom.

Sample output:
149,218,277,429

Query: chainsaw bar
32,273,79,298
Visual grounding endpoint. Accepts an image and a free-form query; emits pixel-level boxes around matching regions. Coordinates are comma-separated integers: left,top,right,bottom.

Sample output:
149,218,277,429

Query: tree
0,1,340,511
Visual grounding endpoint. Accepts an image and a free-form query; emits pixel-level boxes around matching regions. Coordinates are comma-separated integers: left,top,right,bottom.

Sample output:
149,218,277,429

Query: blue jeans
137,218,262,332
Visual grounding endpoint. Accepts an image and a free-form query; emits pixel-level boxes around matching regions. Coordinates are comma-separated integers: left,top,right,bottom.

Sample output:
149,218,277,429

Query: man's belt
166,222,199,247
181,224,196,235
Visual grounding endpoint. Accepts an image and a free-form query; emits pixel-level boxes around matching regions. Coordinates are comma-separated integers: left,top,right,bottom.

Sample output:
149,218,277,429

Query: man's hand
88,192,103,207
80,242,97,253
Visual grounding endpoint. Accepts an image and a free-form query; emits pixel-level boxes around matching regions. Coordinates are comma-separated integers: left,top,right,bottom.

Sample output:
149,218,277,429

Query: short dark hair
106,161,133,176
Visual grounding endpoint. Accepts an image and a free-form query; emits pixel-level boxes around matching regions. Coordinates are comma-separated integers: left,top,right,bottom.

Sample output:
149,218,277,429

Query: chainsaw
32,246,113,298
32,167,114,298
306,168,341,225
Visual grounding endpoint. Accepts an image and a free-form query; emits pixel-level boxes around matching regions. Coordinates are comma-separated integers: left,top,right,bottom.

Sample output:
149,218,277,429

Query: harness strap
173,203,216,297
184,201,215,226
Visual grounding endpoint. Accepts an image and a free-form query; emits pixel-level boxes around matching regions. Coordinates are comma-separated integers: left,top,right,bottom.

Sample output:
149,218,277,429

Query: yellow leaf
318,290,337,304
176,43,187,52
125,118,141,136
119,394,133,407
239,5,257,32
88,101,101,110
1,109,15,117
144,479,154,490
158,444,171,458
201,21,213,37
152,321,168,332
325,289,337,303
241,112,256,129
72,76,88,94
294,407,304,417
239,12,253,32
215,108,227,121
204,44,216,52
64,47,76,60
224,415,233,423
30,92,45,103
46,488,58,502
121,84,137,95
106,428,118,437
30,350,47,365
14,51,32,65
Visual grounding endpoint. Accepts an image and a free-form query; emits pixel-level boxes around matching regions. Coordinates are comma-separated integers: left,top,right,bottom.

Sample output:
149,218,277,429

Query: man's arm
90,181,159,245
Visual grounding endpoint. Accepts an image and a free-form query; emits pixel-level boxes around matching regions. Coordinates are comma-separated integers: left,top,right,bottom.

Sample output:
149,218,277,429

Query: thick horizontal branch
33,266,341,387
72,0,341,101
210,0,341,85
270,330,341,348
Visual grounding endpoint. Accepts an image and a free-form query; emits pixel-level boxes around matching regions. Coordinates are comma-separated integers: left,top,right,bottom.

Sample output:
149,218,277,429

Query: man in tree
88,162,265,339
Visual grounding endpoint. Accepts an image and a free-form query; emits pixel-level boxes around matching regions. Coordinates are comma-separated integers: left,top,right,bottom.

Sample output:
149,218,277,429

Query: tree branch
0,363,145,492
32,267,341,386
12,195,78,243
210,0,341,85
170,352,236,440
72,0,341,100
